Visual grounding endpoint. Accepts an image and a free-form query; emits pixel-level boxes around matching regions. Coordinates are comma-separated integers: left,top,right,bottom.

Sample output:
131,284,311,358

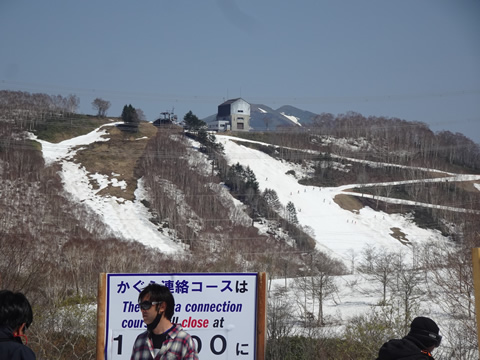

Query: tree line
0,90,80,130
242,111,480,172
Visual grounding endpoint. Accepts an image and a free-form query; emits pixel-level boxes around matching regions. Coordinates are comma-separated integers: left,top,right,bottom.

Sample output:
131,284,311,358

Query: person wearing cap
0,290,36,360
130,283,198,360
376,316,442,359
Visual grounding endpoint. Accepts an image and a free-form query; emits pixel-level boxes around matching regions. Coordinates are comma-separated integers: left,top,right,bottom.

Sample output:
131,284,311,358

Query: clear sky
1,0,479,143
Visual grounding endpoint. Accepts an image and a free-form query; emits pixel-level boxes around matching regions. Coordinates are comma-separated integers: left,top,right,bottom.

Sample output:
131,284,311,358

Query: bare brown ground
389,227,410,245
333,194,364,213
73,122,157,201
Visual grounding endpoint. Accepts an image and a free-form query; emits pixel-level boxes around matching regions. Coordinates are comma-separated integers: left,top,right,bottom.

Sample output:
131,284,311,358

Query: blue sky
1,0,479,143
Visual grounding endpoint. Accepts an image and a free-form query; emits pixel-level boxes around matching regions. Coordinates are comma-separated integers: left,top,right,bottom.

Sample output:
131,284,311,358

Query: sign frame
96,272,267,360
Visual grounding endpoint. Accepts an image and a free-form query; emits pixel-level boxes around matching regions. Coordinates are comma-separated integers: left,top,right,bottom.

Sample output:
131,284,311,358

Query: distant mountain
202,104,319,130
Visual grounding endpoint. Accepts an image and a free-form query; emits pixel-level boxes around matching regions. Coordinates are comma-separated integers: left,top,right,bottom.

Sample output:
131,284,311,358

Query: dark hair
0,290,33,330
138,283,175,321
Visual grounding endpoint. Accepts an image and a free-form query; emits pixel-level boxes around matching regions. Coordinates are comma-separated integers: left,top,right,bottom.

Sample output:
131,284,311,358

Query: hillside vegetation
1,90,479,359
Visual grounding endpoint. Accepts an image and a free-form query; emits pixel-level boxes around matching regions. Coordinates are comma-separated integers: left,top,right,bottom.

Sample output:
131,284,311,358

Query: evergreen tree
183,111,206,131
263,189,281,209
121,104,139,123
243,166,260,211
258,189,278,219
226,163,245,193
286,201,299,224
244,166,259,194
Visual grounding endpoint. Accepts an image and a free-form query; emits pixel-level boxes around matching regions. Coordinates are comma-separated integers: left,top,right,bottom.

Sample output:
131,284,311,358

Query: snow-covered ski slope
216,135,480,262
31,123,184,253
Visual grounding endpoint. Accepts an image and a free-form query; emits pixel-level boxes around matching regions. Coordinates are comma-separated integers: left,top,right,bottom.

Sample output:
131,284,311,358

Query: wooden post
473,248,480,359
96,273,107,360
256,272,267,360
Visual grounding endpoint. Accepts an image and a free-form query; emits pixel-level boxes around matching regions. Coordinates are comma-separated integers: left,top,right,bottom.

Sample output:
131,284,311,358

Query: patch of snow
33,124,184,253
29,122,121,166
280,112,302,126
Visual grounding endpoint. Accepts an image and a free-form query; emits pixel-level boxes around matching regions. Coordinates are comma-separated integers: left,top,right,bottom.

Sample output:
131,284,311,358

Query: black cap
408,316,442,348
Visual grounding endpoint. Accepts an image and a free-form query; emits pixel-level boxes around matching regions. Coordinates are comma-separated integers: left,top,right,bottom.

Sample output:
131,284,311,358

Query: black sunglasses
139,301,161,310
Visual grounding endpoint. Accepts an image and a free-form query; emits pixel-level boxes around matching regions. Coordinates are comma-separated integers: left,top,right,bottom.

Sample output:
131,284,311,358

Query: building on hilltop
208,98,250,132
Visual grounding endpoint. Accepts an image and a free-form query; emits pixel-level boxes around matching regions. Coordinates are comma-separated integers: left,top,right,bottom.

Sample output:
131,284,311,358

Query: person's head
0,290,33,334
138,283,175,322
407,316,441,351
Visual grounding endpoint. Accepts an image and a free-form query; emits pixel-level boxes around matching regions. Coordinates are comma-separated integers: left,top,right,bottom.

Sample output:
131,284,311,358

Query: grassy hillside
34,114,116,143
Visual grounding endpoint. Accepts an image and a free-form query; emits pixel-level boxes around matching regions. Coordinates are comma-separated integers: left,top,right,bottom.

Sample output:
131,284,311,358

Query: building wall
230,99,250,115
229,99,250,131
214,98,251,131
208,120,230,131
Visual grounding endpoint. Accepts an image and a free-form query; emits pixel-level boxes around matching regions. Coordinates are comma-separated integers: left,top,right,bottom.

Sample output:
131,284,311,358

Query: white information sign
103,273,258,360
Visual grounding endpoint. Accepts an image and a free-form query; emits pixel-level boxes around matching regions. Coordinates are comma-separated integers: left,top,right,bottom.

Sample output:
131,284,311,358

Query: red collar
421,350,433,358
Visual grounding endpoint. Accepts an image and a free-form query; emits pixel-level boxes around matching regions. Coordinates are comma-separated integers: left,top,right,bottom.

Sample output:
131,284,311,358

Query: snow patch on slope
280,112,302,126
33,124,184,253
